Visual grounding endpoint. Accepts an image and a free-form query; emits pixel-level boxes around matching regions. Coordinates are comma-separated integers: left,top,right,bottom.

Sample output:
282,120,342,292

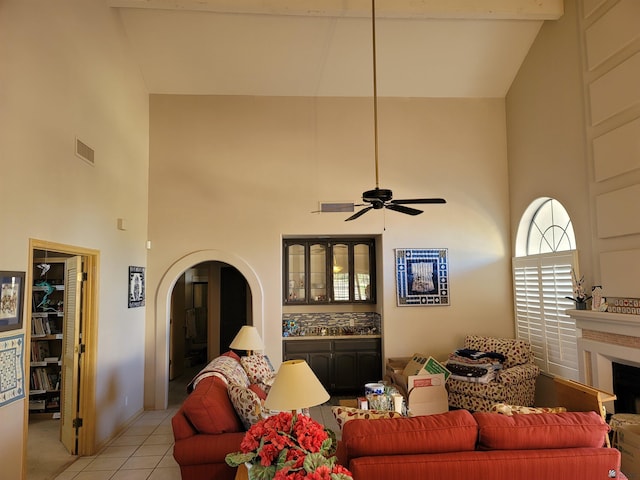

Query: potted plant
225,411,353,480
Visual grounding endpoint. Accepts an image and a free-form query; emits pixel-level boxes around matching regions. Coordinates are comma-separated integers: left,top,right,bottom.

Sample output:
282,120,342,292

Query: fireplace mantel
568,309,640,337
567,309,640,411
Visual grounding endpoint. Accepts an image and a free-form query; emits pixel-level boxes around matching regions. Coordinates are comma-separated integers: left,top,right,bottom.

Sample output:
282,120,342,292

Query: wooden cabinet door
308,352,332,391
333,351,358,392
357,350,382,386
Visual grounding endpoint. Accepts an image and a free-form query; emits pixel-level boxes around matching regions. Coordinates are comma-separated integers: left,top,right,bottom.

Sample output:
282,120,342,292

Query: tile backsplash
282,312,381,336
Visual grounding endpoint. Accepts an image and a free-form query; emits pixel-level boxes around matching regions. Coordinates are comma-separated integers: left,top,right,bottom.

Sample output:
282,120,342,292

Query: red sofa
338,409,626,480
171,375,245,480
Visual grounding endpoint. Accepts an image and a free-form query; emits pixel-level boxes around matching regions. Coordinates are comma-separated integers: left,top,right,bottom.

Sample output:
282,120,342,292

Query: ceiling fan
345,0,446,222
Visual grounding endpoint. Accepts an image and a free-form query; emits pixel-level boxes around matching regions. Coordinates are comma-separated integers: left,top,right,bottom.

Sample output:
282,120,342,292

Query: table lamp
264,359,330,416
229,325,264,355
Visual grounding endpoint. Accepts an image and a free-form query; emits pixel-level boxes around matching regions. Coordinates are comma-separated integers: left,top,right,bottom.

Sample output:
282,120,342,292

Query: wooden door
220,267,247,352
60,256,82,454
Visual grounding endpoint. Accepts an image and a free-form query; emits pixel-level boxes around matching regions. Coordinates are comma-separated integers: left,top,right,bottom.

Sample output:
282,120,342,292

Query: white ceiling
109,0,564,98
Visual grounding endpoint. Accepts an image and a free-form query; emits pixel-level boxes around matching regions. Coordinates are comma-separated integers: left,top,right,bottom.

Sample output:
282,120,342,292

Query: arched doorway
152,250,264,410
169,261,252,380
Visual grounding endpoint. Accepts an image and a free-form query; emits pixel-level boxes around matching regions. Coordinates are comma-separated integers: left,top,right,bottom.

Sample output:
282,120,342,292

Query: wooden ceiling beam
107,0,564,21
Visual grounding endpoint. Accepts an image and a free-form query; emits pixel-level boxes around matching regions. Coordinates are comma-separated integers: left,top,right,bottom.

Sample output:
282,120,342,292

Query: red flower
226,411,352,479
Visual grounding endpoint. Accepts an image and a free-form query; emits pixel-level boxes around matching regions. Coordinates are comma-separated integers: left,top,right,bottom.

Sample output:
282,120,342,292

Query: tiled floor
53,407,182,480
51,387,341,480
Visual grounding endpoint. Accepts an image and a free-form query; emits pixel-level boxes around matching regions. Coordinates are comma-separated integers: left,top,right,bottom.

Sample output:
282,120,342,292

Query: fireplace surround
569,309,640,415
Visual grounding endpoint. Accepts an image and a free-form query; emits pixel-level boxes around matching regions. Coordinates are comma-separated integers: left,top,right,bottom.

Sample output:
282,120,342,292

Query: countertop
282,334,381,341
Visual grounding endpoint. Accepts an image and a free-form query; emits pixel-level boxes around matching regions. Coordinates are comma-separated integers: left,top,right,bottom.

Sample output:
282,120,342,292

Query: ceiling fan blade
345,206,373,221
386,204,423,216
391,198,447,205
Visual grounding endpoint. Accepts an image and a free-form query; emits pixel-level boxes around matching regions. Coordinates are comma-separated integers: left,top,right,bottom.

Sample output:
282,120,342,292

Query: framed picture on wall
395,249,449,306
0,271,25,332
128,266,145,308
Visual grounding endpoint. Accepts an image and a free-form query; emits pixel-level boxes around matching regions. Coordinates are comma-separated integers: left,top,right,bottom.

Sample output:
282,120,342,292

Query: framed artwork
0,271,25,332
128,266,145,308
395,249,449,306
0,334,25,407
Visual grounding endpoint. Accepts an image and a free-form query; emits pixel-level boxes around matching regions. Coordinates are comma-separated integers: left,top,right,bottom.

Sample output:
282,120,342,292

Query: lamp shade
264,359,330,412
229,325,264,351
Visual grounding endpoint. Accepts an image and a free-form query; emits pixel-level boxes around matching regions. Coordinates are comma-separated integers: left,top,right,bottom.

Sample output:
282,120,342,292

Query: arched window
513,198,579,380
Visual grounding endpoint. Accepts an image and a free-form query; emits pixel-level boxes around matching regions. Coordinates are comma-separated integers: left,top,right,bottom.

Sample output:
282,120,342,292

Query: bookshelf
29,258,67,418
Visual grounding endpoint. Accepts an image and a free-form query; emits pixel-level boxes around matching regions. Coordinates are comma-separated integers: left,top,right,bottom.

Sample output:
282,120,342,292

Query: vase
576,301,587,310
239,463,251,480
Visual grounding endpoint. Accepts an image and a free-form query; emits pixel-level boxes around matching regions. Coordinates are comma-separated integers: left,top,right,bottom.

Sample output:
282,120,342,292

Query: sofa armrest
173,431,246,465
172,408,197,441
498,363,539,384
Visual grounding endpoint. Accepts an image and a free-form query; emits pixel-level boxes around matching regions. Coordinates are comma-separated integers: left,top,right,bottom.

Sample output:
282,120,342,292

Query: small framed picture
128,266,145,308
0,271,26,332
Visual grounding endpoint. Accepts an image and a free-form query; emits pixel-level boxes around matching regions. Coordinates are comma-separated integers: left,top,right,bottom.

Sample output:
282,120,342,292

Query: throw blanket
454,348,506,363
446,348,504,383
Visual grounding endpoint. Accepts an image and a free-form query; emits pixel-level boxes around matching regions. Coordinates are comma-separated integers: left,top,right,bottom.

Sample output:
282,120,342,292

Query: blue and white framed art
395,248,449,306
0,334,25,407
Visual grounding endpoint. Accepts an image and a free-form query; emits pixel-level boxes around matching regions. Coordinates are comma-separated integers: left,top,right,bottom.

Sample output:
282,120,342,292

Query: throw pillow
228,383,275,429
241,354,275,388
181,376,243,434
331,406,403,430
490,403,567,416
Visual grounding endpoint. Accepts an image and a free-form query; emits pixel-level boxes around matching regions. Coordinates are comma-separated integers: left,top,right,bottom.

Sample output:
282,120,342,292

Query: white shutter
513,251,579,380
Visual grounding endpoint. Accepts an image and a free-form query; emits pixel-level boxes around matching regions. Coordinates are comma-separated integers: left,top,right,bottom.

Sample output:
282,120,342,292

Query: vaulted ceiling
108,0,563,97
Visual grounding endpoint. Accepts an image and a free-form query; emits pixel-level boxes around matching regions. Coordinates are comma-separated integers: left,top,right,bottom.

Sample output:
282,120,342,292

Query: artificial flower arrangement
225,411,353,480
565,268,591,305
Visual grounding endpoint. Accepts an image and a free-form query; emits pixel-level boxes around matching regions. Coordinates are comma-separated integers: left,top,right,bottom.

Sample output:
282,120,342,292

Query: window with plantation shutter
514,198,580,380
513,251,579,380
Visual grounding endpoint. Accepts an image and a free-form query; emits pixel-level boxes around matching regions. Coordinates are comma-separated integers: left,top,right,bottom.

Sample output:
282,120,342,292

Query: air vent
75,137,95,165
319,203,354,213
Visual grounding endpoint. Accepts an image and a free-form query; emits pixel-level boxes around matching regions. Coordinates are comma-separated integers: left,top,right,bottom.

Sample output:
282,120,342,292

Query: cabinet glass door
332,243,349,301
286,243,306,302
354,243,371,301
309,243,327,302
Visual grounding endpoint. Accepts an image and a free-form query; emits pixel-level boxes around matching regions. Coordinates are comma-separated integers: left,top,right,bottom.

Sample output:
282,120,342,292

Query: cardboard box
402,354,451,381
619,424,640,480
387,353,450,416
407,373,448,416
386,357,411,376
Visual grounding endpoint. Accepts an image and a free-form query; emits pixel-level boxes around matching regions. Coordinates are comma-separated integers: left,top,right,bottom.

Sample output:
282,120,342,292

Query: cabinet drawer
333,338,380,352
283,340,332,354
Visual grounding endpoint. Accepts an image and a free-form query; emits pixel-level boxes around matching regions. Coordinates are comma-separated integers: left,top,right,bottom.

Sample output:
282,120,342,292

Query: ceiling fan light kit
345,0,446,222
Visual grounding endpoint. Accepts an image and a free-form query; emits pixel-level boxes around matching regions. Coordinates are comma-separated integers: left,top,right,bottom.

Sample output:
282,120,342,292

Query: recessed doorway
25,239,99,479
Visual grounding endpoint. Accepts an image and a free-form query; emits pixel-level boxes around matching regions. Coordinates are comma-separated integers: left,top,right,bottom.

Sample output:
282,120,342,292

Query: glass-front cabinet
283,238,375,304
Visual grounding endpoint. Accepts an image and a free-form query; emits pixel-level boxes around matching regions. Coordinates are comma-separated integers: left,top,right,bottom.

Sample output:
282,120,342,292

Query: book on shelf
30,340,50,362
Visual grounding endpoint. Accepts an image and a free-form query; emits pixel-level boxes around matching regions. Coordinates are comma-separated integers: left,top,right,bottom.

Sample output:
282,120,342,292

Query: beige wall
145,94,515,406
507,0,640,298
0,1,149,476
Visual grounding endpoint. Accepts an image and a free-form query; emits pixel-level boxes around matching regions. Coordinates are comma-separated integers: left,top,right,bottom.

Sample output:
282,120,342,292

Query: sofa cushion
342,409,478,459
181,376,243,435
331,406,403,430
474,411,609,450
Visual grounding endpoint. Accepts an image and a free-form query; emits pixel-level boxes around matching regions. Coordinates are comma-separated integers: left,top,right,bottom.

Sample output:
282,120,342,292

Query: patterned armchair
447,335,540,412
